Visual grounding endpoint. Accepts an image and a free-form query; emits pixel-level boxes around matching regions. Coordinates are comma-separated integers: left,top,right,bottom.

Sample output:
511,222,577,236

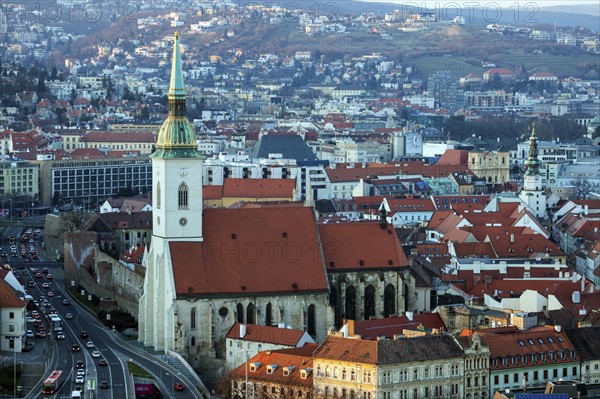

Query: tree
593,126,600,141
571,178,591,200
140,105,149,120
60,210,85,232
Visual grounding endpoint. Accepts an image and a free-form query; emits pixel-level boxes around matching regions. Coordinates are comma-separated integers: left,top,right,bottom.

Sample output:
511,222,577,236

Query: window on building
190,308,196,329
178,183,189,209
156,182,161,209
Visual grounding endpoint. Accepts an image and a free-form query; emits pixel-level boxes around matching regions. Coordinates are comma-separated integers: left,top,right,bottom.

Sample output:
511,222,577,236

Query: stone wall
63,230,144,319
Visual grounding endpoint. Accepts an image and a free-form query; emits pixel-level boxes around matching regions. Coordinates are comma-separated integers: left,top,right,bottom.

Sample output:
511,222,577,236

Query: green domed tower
152,32,204,160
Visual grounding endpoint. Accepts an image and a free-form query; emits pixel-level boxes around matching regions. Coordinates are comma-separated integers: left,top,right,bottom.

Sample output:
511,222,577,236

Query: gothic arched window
178,183,188,209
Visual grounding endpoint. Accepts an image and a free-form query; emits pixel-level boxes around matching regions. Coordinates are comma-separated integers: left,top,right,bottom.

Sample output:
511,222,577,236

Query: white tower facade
519,126,547,220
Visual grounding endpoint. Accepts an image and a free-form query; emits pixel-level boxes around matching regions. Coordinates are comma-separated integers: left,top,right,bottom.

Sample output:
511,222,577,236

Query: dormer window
301,368,312,379
249,362,262,372
283,366,295,376
267,364,278,374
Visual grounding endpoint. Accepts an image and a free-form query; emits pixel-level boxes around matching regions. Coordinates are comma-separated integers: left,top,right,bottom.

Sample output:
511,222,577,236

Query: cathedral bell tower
151,32,204,241
519,125,546,219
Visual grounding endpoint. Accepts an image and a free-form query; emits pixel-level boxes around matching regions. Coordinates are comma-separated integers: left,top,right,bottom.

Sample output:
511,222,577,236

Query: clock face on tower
179,168,189,178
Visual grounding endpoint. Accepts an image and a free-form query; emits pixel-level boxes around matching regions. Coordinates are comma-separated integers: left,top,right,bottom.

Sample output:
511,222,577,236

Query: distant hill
349,0,600,31
541,4,600,17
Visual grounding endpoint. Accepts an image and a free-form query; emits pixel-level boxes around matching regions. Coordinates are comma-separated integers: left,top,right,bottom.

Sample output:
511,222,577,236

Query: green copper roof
169,31,186,98
152,32,203,159
524,124,541,176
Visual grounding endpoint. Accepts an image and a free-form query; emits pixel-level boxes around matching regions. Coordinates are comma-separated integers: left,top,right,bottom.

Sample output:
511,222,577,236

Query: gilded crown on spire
152,33,203,159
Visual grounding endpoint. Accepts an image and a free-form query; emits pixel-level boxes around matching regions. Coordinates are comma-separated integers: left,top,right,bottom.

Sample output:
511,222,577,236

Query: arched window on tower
178,183,189,209
156,182,161,209
190,308,196,329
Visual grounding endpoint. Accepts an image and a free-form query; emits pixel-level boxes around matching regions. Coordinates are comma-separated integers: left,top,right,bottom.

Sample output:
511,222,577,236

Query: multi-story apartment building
313,334,471,399
36,157,152,206
0,159,39,197
0,277,26,352
333,139,392,164
204,152,329,201
477,326,580,396
79,131,155,154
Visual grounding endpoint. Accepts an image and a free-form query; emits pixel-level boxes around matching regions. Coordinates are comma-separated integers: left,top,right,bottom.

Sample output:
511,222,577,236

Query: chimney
278,322,285,328
240,323,247,339
581,274,585,292
584,204,588,216
510,234,514,243
572,291,580,304
347,319,355,337
554,325,561,333
405,311,413,321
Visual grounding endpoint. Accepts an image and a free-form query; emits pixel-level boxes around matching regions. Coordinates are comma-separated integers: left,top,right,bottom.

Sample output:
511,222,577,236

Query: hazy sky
359,0,599,6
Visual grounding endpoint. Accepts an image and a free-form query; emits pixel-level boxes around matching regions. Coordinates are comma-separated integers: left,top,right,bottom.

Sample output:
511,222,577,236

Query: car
28,281,35,288
99,359,108,366
75,376,84,384
62,299,70,306
32,300,39,307
46,274,53,280
77,369,85,376
47,291,55,297
35,272,42,278
175,383,184,392
34,229,41,235
99,381,109,389
32,254,38,260
86,341,94,348
91,350,101,358
72,344,80,352
36,331,47,338
43,301,51,308
41,283,49,289
42,268,48,274
74,386,83,392
26,330,34,338
76,360,84,369
31,268,39,273
8,236,16,244
33,320,42,327
31,311,39,318
28,238,34,243
36,325,46,332
56,332,65,340
26,316,35,323
80,331,88,338
65,313,73,320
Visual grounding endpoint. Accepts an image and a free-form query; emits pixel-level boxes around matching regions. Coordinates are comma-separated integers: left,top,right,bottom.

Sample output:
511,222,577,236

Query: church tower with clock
139,32,203,351
151,32,204,242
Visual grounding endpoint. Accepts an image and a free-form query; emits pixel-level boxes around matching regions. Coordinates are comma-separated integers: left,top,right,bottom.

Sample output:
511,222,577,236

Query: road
4,224,204,399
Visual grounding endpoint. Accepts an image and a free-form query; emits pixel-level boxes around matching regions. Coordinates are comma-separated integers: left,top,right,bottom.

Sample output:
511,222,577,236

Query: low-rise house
0,274,26,352
225,322,316,370
230,346,315,399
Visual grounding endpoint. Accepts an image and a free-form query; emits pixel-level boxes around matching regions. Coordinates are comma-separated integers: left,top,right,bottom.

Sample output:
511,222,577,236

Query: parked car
26,330,34,338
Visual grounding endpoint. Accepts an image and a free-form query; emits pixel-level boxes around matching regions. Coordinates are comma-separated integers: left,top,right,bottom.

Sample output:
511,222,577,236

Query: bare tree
570,178,592,200
60,210,86,232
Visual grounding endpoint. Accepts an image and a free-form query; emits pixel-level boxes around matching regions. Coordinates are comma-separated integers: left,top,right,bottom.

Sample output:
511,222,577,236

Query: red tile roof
223,178,295,199
170,207,329,296
318,221,409,270
230,347,314,388
437,150,469,165
352,314,447,339
476,327,578,370
0,278,26,308
203,185,223,200
226,323,307,346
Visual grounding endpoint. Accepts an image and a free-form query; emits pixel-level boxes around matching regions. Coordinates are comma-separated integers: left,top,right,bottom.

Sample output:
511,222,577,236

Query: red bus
42,370,63,394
